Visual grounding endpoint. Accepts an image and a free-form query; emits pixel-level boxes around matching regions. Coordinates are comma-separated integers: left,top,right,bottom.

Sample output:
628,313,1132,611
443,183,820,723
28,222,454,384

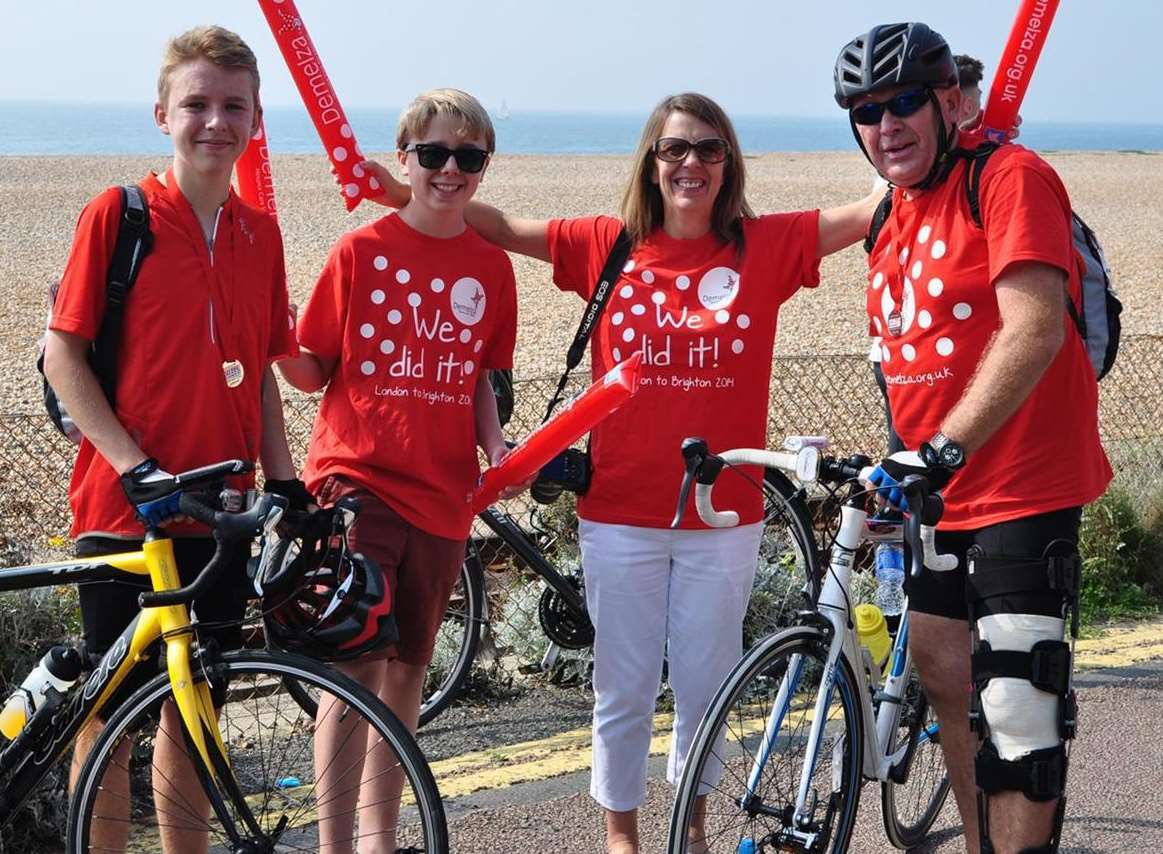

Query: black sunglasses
850,89,930,126
403,143,490,173
652,137,730,164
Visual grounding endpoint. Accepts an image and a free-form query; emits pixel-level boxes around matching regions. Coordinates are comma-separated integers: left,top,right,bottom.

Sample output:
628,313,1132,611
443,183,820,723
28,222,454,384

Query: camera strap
541,226,632,423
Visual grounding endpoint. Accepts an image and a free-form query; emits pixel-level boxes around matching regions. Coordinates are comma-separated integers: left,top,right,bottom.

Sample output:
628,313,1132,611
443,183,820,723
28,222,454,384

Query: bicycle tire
881,668,951,848
743,469,821,649
668,627,863,854
67,650,448,853
420,541,486,727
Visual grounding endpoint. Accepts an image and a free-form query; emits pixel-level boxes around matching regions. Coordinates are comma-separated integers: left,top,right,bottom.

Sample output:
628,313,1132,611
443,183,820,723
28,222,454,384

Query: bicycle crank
537,577,594,649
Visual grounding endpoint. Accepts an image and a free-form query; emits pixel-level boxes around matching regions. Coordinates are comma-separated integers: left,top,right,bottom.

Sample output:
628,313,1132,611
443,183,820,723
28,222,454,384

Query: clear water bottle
874,543,906,618
0,645,83,740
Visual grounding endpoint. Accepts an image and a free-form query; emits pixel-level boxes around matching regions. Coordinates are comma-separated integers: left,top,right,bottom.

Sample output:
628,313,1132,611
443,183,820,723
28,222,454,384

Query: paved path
429,620,1163,852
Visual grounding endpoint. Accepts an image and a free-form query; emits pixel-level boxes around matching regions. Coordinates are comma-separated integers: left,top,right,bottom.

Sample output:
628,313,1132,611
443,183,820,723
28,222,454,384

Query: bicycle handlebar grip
178,493,219,527
694,483,739,528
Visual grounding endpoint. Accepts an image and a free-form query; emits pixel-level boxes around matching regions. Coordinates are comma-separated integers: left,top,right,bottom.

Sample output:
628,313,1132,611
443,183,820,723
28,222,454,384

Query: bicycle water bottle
874,543,906,618
737,838,757,854
854,604,892,674
0,646,83,740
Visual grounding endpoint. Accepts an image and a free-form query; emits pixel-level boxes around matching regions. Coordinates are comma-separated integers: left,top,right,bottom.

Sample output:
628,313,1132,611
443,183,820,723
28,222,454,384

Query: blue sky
3,0,1160,123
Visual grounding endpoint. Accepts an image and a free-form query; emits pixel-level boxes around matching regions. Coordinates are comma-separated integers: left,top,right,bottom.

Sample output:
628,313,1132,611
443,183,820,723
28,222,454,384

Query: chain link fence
3,337,1161,698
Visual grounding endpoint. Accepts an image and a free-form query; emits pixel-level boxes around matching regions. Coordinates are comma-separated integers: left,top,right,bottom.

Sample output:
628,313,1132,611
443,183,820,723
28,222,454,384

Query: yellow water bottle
854,603,892,676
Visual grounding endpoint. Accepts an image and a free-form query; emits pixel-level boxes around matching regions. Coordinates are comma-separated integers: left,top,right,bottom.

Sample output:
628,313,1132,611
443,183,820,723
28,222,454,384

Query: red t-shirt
51,171,295,538
867,145,1111,529
548,213,820,528
299,214,518,540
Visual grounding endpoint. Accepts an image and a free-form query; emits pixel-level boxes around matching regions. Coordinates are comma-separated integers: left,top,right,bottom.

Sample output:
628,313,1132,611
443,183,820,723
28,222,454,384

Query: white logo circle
697,267,741,310
450,277,487,325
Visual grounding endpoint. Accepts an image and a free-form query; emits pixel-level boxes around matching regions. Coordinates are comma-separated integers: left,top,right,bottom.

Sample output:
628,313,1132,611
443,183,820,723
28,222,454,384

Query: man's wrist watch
921,432,966,470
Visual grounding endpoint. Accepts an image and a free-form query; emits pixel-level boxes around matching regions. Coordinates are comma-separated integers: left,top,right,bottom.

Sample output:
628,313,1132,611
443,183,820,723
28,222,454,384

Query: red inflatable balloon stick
235,119,278,219
472,354,643,511
981,0,1061,143
257,0,381,211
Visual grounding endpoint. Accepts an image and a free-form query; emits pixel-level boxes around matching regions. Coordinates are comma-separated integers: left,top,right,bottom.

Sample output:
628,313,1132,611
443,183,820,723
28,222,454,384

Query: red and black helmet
253,499,397,662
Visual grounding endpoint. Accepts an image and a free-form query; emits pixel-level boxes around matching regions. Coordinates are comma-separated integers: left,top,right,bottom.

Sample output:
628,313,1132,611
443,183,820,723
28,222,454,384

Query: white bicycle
667,438,954,853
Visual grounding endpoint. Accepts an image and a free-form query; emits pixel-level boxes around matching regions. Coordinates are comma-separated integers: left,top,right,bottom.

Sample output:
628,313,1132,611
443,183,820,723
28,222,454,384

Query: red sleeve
753,209,822,299
297,238,351,362
482,254,517,371
49,187,125,341
546,215,624,299
264,224,297,361
980,149,1074,284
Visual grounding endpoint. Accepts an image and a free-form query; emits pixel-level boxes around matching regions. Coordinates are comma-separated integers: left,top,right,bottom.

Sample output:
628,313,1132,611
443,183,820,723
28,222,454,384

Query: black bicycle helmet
833,23,958,109
255,500,398,661
834,23,961,190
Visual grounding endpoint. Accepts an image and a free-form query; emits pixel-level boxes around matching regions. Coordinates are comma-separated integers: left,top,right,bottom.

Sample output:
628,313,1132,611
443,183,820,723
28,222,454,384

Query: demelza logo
697,267,741,310
450,277,486,325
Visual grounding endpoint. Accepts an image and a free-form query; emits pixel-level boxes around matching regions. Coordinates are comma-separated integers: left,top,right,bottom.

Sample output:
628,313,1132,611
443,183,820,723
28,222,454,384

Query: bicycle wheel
881,667,950,848
67,650,447,853
669,627,863,854
743,469,821,649
420,542,486,726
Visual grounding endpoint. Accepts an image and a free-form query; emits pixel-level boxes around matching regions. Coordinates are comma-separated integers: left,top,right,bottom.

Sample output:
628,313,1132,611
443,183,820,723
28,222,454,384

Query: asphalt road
435,636,1163,853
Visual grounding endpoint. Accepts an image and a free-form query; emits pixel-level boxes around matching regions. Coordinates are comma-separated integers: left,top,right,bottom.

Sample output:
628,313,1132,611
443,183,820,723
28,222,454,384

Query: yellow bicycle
0,459,447,852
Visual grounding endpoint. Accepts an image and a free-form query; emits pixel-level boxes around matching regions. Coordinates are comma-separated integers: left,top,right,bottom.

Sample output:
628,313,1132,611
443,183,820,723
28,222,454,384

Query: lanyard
170,174,246,388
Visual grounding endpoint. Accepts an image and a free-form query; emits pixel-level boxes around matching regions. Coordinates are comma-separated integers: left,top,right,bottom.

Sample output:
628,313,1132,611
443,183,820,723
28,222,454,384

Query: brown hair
158,25,260,105
396,88,496,153
954,54,985,89
620,93,753,253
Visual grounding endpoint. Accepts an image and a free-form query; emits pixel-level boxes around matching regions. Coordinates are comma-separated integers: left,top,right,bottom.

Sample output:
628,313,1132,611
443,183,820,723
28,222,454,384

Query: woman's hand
359,159,412,209
488,443,534,499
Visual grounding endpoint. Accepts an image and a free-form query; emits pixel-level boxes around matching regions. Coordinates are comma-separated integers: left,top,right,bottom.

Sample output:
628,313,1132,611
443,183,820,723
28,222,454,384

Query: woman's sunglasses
850,89,930,126
652,137,730,164
403,143,490,173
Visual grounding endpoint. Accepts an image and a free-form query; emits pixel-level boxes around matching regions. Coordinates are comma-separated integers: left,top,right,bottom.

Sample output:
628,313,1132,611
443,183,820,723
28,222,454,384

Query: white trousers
579,519,764,812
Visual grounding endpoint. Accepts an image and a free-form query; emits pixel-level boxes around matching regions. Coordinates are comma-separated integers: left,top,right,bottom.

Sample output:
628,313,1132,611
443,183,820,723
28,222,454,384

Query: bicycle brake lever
672,437,710,528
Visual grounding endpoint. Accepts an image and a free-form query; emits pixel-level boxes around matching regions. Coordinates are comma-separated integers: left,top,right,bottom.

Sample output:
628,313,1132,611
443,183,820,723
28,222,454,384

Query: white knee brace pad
976,613,1066,760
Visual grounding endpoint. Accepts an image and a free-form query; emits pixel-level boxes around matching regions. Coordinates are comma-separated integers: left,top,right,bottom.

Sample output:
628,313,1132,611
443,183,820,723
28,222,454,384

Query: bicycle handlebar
138,492,287,608
673,437,958,577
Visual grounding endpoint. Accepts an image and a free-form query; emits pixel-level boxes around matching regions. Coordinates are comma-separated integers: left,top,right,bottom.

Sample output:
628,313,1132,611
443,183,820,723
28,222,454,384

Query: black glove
263,477,316,513
867,450,954,512
121,458,182,527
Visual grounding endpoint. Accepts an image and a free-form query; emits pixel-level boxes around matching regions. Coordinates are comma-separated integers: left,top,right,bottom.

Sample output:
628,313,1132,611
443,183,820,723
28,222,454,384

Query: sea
1,101,1160,156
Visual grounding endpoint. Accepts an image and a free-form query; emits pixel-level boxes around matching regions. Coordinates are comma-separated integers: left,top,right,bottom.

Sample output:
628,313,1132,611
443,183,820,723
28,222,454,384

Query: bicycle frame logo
32,634,130,767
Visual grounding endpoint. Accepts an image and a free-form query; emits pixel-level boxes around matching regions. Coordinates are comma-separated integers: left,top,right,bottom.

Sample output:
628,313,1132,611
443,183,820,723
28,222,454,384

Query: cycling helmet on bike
254,500,397,662
834,23,961,189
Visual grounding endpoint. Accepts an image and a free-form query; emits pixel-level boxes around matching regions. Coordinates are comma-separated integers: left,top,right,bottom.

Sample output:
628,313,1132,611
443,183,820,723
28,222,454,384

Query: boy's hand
121,458,186,528
489,443,533,499
359,160,411,209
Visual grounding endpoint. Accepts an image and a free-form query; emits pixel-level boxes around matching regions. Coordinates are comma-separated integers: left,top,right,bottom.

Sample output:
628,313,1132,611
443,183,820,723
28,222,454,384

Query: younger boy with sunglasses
276,87,517,851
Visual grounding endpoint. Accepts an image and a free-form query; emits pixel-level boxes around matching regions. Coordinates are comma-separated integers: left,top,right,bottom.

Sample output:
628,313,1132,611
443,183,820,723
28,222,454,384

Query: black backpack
865,145,1122,380
37,186,153,443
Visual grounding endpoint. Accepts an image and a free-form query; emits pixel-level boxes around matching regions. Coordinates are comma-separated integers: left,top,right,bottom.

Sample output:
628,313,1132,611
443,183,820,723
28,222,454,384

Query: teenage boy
277,88,518,851
42,25,303,853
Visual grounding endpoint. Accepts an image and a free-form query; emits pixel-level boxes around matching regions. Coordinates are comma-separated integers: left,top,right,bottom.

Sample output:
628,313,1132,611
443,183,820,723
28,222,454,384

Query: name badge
223,360,245,389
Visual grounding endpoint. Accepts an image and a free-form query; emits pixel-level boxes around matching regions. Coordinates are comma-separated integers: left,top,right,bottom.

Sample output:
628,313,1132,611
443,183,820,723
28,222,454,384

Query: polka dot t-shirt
867,144,1111,529
299,213,517,539
548,212,820,529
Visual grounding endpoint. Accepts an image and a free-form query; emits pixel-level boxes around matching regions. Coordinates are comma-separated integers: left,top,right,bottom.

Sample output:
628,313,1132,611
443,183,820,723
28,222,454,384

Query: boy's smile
155,58,260,184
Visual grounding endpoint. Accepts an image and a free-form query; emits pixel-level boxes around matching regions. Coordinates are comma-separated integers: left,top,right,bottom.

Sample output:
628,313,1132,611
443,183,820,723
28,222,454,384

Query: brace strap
976,741,1067,802
972,640,1071,695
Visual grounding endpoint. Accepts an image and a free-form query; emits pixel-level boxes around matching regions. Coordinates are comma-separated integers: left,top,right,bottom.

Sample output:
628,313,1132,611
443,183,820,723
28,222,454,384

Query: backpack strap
962,143,1000,229
91,185,152,403
542,227,632,422
863,187,894,254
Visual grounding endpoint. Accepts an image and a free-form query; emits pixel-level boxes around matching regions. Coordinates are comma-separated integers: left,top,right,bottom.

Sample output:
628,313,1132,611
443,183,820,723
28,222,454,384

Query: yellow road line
433,618,1163,799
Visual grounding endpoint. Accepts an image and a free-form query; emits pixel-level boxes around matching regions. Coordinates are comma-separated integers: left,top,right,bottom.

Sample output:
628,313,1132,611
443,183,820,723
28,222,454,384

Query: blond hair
158,25,260,105
621,93,753,253
396,88,496,152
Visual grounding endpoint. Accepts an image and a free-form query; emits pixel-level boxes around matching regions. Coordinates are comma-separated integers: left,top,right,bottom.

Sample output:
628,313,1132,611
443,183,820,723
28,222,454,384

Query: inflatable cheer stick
235,119,278,219
981,0,1061,144
472,354,642,511
257,0,381,210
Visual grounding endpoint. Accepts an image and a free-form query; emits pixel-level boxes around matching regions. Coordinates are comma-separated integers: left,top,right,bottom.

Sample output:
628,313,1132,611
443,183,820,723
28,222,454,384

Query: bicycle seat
171,460,253,491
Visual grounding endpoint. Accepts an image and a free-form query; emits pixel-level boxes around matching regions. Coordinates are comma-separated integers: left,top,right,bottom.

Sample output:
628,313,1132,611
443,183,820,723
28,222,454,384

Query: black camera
530,448,591,504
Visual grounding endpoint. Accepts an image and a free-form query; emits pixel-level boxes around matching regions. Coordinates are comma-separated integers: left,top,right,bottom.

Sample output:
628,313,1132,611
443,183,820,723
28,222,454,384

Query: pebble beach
2,150,1160,412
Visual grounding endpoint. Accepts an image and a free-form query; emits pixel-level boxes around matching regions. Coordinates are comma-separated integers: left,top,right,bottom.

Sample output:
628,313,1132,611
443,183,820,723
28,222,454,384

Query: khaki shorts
316,475,465,666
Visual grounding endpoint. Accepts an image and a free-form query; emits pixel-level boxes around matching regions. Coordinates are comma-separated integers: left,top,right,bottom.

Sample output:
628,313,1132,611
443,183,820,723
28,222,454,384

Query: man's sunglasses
403,143,490,173
850,89,930,126
652,137,730,164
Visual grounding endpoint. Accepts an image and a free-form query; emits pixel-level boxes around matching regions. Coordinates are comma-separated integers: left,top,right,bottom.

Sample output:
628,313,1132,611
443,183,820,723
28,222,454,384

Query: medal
887,310,903,337
223,360,245,388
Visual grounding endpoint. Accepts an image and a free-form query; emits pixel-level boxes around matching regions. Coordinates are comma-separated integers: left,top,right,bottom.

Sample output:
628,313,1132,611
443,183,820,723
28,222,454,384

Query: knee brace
967,541,1080,852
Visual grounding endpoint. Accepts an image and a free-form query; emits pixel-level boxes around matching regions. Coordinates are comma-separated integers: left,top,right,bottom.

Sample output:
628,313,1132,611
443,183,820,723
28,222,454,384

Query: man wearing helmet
834,22,1110,854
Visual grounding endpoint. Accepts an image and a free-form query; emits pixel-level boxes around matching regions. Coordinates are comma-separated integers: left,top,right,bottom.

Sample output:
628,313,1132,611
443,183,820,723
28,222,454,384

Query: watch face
939,443,965,469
